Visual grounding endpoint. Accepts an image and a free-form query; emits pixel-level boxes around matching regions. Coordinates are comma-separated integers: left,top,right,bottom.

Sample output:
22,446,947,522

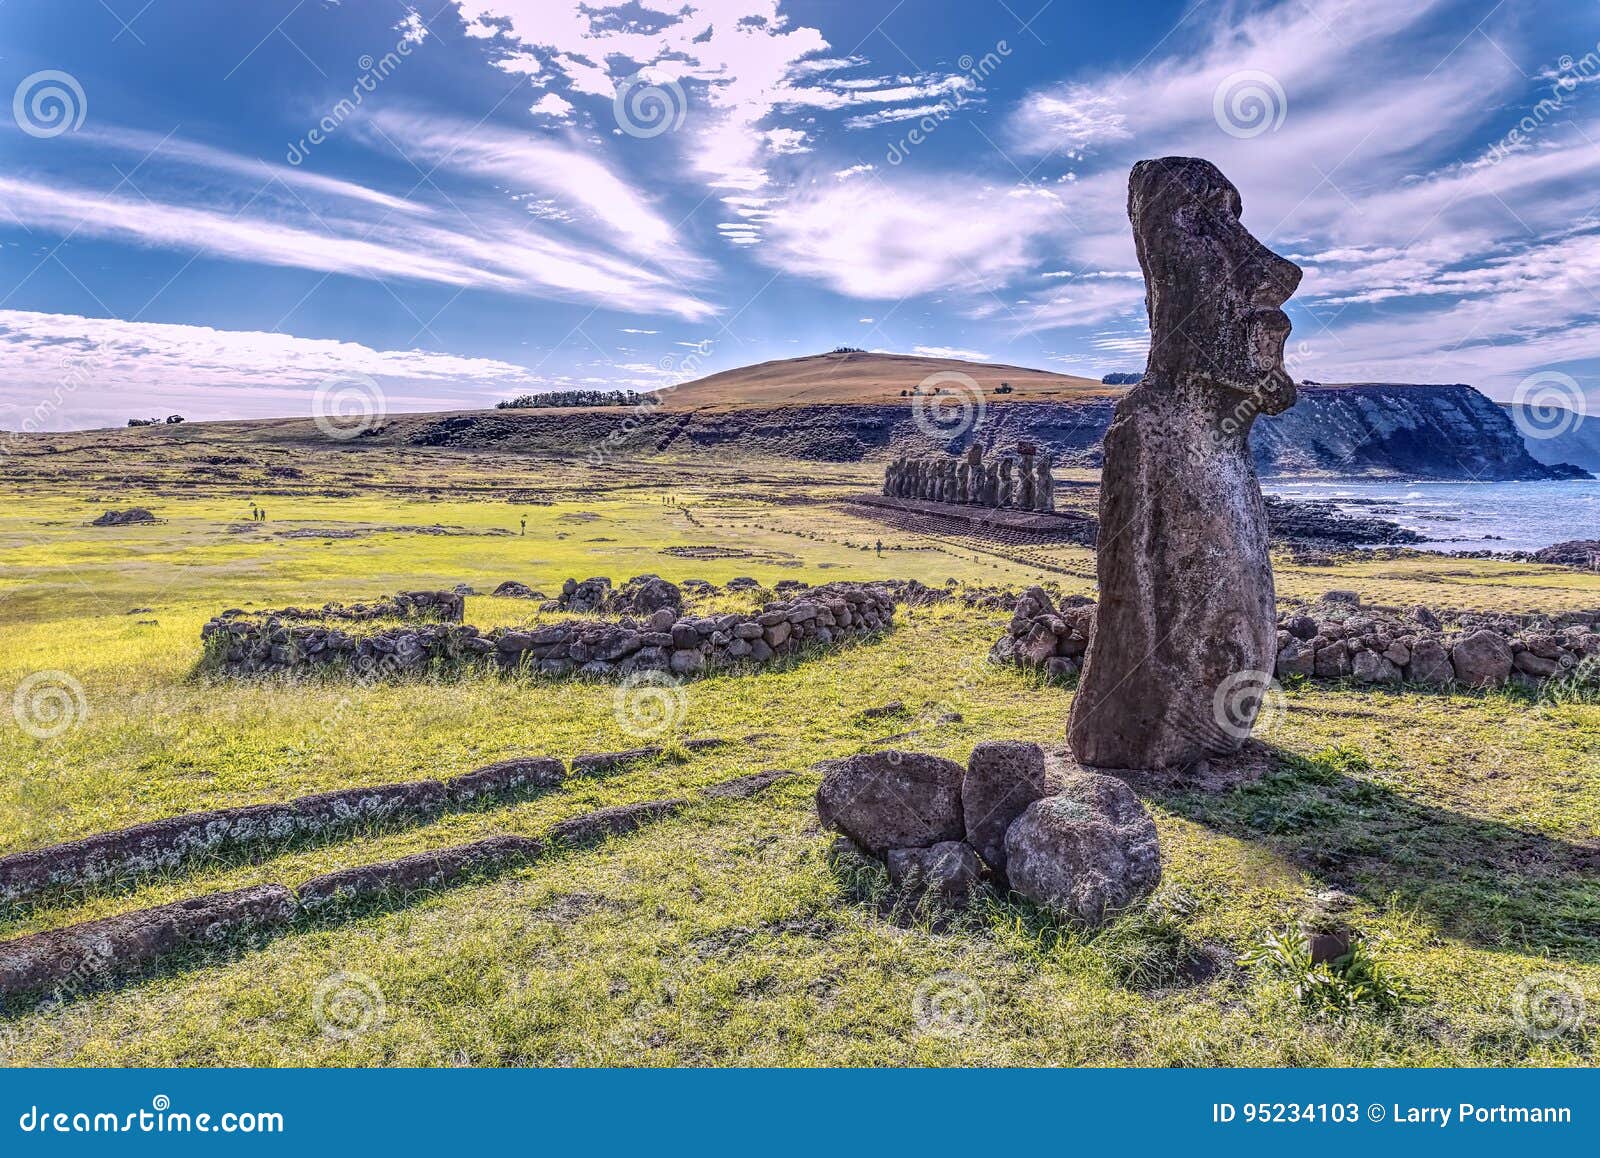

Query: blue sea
1262,479,1600,554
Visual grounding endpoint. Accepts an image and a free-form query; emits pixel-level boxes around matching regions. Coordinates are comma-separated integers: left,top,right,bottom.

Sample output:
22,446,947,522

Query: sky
2,0,1600,430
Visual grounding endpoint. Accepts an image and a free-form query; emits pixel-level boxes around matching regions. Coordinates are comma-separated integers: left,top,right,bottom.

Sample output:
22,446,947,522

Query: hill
655,349,1107,408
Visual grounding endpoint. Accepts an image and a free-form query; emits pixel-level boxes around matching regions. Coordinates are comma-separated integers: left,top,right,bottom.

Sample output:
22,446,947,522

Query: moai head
1129,156,1303,415
966,443,983,466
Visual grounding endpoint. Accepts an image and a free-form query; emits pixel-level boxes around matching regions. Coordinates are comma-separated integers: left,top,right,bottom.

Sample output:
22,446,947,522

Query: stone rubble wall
200,583,897,679
213,589,465,626
990,586,1600,689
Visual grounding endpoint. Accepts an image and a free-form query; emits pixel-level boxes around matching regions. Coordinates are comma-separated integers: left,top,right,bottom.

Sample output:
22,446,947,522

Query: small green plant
1240,929,1417,1015
1313,743,1372,777
1540,656,1600,705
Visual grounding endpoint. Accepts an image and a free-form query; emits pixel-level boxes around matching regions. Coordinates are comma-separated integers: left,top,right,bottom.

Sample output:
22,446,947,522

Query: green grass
0,437,1597,1066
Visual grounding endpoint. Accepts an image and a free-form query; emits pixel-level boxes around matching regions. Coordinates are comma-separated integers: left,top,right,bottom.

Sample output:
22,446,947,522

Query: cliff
395,382,1573,480
1502,403,1600,473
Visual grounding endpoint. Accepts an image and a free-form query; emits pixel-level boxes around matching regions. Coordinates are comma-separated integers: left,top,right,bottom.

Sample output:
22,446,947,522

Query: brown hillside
656,350,1109,409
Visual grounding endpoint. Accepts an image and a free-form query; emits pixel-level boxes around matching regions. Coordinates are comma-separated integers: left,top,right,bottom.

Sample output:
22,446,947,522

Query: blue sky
2,0,1599,429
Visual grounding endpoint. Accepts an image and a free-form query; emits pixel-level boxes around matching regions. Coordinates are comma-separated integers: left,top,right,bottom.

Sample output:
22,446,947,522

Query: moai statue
1017,443,1036,510
964,444,984,504
1035,451,1056,512
983,461,1000,507
997,457,1014,509
944,458,959,503
883,457,899,497
1067,157,1302,772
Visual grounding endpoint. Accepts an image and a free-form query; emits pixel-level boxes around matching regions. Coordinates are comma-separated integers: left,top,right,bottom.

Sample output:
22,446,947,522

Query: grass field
0,433,1597,1066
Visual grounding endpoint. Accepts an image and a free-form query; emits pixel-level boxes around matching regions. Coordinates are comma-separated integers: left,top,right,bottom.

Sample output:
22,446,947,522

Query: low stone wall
200,583,896,679
0,770,795,1004
0,745,710,906
212,590,465,627
990,586,1600,689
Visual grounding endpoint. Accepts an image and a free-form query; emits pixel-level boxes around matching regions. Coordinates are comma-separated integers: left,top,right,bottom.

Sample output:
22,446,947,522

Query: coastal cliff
398,383,1576,480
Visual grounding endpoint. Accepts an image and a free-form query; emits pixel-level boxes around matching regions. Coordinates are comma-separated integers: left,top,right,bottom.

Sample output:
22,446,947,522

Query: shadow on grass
1148,743,1600,959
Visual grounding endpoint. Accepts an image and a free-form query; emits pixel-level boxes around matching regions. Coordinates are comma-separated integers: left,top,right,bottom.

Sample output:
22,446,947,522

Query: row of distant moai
883,442,1056,512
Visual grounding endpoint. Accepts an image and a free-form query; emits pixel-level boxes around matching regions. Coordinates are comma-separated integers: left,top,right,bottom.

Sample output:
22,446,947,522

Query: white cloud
395,9,430,46
364,109,698,271
761,178,1075,299
446,2,978,244
0,171,716,320
529,93,574,121
913,345,990,361
0,310,533,429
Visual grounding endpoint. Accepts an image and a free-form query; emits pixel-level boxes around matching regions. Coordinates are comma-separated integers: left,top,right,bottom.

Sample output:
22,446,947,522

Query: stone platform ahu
1068,156,1303,774
883,442,1055,512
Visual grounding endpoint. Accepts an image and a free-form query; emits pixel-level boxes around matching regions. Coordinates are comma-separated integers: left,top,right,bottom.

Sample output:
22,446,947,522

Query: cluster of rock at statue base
816,742,1160,926
991,586,1600,690
199,582,896,679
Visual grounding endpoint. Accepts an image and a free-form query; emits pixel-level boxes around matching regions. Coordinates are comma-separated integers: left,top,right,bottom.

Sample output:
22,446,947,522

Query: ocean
1262,479,1600,554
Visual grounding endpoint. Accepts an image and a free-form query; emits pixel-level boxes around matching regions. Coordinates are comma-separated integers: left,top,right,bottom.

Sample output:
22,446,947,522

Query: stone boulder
1351,648,1401,684
1003,774,1161,926
886,841,983,905
1405,637,1453,685
492,581,544,599
1450,629,1513,686
960,741,1059,881
91,508,158,526
815,751,964,857
613,574,682,616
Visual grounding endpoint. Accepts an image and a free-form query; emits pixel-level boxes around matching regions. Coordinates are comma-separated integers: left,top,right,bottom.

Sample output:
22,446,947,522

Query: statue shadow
1140,745,1600,961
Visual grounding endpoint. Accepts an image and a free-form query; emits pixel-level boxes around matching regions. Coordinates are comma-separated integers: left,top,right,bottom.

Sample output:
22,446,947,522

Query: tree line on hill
496,390,653,409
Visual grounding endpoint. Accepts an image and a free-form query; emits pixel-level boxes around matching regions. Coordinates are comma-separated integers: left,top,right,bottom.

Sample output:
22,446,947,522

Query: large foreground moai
882,443,1055,512
1067,157,1302,770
